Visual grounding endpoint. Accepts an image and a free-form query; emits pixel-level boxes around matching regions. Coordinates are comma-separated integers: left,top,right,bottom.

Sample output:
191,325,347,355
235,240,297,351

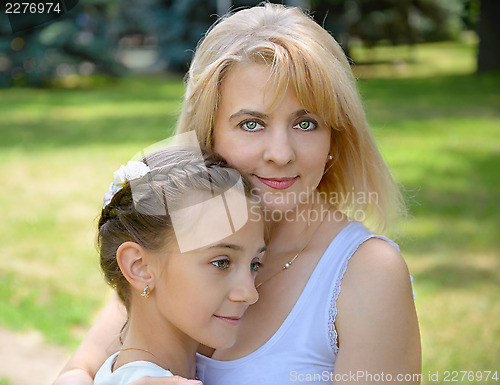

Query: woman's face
214,64,331,213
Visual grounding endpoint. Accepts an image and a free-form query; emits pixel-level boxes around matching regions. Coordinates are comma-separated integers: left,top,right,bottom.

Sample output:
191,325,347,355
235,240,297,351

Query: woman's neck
265,197,339,255
116,302,198,378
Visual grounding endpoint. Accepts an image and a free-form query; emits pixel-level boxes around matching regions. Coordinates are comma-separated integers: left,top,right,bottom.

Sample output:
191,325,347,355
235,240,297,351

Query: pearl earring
328,155,333,161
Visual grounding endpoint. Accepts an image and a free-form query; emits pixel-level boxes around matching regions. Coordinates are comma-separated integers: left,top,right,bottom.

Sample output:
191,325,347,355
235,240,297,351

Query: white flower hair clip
103,161,151,208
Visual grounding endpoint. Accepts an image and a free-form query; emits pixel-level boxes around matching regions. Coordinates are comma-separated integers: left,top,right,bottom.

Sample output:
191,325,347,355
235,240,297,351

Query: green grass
0,77,185,348
352,42,500,379
361,72,500,381
350,37,479,79
1,40,499,380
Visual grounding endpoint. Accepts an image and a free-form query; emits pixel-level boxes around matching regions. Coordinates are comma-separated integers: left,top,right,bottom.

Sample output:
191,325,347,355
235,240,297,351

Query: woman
55,3,421,385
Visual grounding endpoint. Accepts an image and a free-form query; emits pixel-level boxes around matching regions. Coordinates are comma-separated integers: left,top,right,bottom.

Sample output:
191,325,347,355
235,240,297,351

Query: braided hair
97,147,253,311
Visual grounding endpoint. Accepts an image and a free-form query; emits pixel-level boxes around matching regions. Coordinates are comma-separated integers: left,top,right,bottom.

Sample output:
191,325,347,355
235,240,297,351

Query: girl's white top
196,221,405,385
94,352,173,385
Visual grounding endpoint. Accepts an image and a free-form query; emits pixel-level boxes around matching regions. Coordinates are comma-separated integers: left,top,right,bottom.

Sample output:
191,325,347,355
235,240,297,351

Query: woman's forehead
218,63,308,114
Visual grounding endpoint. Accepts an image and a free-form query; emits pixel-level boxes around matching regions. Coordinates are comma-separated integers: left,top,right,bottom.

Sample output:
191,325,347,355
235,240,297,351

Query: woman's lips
214,315,242,326
256,176,298,190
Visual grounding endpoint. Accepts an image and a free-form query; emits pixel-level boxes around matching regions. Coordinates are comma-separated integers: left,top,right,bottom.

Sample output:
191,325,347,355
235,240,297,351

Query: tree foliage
477,0,500,72
311,0,469,54
0,0,484,87
0,0,123,87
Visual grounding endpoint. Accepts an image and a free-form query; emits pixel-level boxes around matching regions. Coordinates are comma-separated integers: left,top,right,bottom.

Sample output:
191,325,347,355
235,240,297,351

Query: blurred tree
477,0,500,72
0,0,124,87
311,0,467,57
113,0,289,73
287,0,312,9
114,0,219,73
217,0,232,16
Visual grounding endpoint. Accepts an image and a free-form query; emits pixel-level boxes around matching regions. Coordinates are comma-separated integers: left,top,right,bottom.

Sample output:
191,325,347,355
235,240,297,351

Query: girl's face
151,207,265,350
213,64,331,213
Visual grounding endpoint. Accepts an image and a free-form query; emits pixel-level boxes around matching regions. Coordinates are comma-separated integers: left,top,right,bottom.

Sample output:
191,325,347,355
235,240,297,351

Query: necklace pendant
284,262,291,269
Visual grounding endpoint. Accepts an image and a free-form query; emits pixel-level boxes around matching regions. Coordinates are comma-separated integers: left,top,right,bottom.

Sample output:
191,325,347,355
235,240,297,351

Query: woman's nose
229,272,259,305
262,126,296,166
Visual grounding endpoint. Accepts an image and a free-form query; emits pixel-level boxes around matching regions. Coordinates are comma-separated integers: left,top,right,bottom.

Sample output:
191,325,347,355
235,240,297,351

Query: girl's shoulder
95,353,173,385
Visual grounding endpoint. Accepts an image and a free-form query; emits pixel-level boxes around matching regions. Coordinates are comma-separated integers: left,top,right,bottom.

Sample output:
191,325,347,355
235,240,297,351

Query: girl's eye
240,120,264,132
211,258,230,270
251,261,263,272
293,120,317,131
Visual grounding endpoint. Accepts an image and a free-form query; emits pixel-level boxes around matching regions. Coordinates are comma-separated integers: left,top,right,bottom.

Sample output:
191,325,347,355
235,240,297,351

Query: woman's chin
260,201,302,221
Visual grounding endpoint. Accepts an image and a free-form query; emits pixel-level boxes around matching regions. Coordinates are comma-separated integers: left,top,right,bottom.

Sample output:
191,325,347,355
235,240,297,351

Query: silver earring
141,285,151,298
328,155,333,160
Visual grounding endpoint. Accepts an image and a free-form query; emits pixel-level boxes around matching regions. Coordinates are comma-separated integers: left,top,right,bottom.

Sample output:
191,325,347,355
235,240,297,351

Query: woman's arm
53,293,126,385
333,238,421,384
53,293,204,385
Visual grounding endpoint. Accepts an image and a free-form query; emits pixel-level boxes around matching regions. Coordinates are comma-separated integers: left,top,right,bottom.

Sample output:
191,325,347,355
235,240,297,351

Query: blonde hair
176,3,405,231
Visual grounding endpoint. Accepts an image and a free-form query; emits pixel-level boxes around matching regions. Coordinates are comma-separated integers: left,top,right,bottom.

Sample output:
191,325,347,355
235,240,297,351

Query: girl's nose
229,271,259,305
262,126,296,166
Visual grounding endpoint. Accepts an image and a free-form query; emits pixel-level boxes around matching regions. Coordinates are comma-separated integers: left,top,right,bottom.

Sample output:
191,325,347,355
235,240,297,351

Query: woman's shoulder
345,237,410,292
336,236,414,322
333,237,421,375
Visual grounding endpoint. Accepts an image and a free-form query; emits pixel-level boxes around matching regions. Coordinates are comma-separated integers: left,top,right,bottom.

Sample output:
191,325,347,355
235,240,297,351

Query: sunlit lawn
0,40,499,383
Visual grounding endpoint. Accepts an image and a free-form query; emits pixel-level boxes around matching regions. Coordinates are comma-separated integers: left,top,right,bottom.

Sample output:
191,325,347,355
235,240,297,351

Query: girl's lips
256,176,298,190
214,315,242,326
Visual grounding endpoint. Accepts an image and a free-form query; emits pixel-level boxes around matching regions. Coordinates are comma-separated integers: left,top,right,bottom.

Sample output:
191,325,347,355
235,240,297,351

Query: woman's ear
117,242,155,292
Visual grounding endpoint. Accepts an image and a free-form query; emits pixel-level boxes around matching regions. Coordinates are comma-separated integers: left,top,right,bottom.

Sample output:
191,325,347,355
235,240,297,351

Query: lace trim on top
327,245,354,354
327,235,404,354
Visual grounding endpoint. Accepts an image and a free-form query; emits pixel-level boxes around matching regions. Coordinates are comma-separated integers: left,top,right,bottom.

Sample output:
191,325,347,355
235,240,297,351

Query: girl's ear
117,242,155,292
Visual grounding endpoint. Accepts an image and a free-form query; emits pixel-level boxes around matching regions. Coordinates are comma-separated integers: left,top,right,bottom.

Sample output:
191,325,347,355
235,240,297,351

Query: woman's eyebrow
229,109,310,121
229,109,268,120
290,109,310,118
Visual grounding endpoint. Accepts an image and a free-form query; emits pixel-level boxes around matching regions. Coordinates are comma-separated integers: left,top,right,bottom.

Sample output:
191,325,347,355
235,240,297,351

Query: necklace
119,347,171,372
256,207,328,289
120,347,159,359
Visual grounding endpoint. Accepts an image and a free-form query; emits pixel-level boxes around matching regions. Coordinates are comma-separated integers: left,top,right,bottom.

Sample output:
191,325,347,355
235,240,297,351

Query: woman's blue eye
241,120,264,131
212,259,230,270
294,120,316,131
251,261,263,272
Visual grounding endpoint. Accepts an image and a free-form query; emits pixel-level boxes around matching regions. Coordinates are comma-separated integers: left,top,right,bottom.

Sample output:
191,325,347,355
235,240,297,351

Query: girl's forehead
165,211,265,259
167,188,255,254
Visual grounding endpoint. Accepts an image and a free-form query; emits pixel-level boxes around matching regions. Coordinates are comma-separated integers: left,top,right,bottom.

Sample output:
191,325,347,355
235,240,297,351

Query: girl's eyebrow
208,244,267,255
257,246,267,254
208,242,243,251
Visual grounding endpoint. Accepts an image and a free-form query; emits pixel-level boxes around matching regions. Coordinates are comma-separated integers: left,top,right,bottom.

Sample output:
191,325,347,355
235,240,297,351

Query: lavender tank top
196,221,400,385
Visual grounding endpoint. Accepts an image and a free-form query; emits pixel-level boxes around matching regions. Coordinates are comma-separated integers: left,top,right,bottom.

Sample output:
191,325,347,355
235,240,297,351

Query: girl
55,3,421,384
93,146,265,384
